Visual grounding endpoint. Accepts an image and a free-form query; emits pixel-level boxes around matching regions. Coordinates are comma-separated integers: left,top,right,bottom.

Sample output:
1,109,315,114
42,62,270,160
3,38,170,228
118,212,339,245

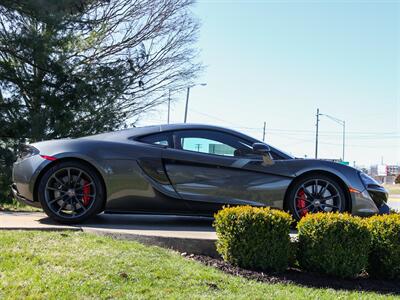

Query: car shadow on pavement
38,213,216,232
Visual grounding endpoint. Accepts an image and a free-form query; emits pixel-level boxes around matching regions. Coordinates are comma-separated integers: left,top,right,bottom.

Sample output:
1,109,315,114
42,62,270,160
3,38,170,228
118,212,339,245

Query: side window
181,137,236,156
138,132,171,147
175,130,253,157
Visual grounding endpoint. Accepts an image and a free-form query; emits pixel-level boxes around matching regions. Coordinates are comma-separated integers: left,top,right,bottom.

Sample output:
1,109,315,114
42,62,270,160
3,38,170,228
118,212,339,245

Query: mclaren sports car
12,124,389,224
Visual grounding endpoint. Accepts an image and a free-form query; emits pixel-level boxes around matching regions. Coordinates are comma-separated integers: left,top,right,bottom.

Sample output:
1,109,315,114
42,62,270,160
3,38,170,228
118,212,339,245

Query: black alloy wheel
38,161,104,224
288,174,347,220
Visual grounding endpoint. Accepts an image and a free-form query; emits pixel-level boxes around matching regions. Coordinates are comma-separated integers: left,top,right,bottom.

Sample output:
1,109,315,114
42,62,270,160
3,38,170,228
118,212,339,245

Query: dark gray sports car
12,123,389,223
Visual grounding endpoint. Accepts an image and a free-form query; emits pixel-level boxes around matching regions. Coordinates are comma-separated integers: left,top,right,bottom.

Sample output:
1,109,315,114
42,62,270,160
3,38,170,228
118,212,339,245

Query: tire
287,174,347,221
37,160,105,224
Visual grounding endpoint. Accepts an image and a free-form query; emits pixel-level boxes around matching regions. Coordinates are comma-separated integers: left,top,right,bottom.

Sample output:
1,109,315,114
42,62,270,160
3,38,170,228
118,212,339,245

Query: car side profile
12,124,389,224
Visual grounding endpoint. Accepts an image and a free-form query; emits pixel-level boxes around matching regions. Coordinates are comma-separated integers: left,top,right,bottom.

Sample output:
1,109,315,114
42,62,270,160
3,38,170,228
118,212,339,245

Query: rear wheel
38,161,105,224
287,174,347,221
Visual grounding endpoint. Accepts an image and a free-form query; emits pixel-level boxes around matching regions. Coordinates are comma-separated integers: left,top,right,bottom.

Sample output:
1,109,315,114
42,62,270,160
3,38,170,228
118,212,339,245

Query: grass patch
0,198,42,212
0,231,396,299
384,184,400,195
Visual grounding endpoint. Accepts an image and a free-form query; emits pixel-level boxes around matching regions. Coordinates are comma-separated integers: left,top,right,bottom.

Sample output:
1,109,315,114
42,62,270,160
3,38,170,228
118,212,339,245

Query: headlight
359,172,381,188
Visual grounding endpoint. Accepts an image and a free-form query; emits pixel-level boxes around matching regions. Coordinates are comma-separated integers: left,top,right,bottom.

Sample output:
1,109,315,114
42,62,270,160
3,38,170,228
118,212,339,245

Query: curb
0,212,220,257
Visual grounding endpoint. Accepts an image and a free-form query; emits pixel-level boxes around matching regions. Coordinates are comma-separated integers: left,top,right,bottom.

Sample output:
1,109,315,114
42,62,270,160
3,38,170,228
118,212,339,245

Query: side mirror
252,143,274,165
252,143,271,155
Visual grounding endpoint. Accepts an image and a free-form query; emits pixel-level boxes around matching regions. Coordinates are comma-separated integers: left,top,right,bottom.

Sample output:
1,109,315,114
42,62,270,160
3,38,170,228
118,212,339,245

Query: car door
131,131,193,213
162,129,292,213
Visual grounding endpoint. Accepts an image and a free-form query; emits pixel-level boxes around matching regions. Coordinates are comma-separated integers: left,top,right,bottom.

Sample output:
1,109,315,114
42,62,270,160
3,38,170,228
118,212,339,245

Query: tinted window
174,130,253,157
181,137,236,156
138,132,171,147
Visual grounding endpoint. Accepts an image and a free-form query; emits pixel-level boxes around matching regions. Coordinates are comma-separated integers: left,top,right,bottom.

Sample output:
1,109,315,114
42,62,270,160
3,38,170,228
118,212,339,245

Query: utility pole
167,89,171,124
315,108,320,159
342,120,345,161
263,121,266,142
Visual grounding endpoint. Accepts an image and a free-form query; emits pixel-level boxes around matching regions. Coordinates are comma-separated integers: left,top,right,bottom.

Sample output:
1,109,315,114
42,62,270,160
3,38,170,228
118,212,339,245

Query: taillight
40,155,57,161
18,145,39,161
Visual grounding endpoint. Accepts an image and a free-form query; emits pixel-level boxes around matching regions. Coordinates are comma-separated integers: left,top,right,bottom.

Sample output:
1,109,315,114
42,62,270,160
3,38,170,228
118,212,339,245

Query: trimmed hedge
214,206,293,272
297,212,370,278
366,214,400,279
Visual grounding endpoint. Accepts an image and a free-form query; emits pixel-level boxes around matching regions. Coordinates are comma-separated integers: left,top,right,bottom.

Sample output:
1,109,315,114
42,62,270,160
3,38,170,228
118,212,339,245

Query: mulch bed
182,253,400,295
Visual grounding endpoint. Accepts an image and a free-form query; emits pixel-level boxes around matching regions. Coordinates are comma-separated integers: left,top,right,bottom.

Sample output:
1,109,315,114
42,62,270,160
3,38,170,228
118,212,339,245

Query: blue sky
139,0,399,166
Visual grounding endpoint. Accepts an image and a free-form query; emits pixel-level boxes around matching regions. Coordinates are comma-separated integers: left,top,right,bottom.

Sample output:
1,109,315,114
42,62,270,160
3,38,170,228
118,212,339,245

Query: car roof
84,123,260,143
83,123,294,159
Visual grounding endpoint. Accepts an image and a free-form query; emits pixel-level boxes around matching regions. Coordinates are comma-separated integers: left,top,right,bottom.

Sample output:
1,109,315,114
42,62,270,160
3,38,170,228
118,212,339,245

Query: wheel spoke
57,201,66,213
48,194,66,205
322,203,339,209
297,204,313,212
46,187,66,193
52,175,66,188
322,194,338,201
318,182,330,197
74,197,87,212
74,171,82,188
314,180,319,195
301,185,314,200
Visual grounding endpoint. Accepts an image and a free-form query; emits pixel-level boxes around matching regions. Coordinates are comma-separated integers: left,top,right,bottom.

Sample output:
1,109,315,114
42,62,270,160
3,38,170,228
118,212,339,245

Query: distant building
387,165,400,176
370,164,399,185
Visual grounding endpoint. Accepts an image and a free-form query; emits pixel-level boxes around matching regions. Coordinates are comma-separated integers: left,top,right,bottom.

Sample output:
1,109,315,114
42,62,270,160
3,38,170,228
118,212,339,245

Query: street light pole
263,121,266,142
183,83,207,123
319,112,346,161
184,87,190,123
315,108,320,159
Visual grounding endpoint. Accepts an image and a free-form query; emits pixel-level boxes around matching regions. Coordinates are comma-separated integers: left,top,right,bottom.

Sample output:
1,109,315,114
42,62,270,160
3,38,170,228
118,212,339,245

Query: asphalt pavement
388,197,400,211
1,200,398,256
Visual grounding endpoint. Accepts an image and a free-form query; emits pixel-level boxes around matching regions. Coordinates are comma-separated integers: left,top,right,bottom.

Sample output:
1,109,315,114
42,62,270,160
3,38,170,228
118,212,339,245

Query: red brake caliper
82,180,91,206
296,189,308,217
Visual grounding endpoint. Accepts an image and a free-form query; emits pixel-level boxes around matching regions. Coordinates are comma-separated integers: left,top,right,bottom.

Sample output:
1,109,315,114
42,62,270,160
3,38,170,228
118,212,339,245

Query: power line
189,108,399,138
267,132,398,148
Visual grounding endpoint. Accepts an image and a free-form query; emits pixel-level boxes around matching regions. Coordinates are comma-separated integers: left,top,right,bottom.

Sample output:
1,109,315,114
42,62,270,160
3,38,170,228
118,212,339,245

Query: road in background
388,196,400,211
384,184,400,212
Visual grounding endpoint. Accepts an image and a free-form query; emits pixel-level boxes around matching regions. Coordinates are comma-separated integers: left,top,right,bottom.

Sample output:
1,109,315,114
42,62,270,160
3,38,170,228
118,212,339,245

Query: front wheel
287,174,347,221
37,161,105,224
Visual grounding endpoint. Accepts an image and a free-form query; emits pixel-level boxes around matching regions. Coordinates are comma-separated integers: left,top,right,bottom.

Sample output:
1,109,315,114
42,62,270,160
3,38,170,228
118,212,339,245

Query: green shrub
213,206,293,272
297,213,370,278
366,214,400,279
